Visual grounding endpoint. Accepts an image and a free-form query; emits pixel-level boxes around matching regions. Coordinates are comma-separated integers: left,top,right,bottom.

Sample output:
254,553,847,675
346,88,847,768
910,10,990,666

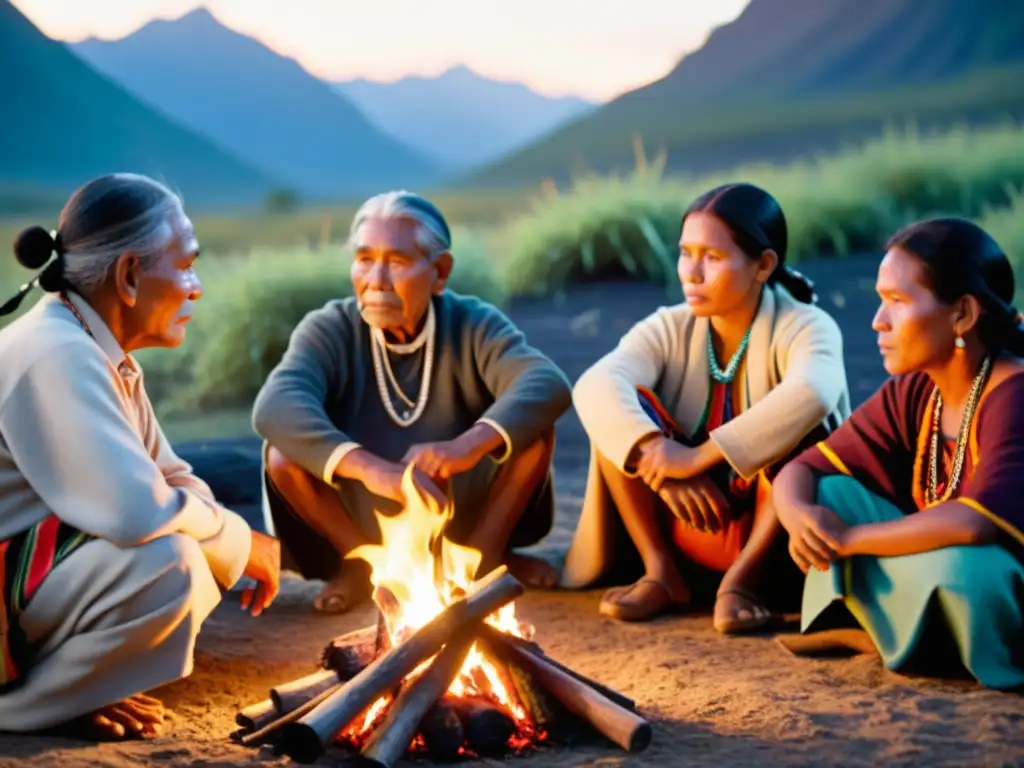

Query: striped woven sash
0,515,91,692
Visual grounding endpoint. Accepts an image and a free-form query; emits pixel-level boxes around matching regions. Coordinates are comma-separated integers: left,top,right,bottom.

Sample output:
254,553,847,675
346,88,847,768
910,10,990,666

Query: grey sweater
252,291,572,488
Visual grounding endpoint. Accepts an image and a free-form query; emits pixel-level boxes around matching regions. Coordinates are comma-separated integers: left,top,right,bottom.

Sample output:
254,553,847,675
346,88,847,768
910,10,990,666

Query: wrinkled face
349,217,450,339
872,246,962,375
678,212,774,317
118,204,202,349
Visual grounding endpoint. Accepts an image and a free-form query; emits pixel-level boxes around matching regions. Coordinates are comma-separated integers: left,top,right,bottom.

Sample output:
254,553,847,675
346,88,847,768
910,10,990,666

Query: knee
146,534,209,580
267,445,314,493
134,534,214,599
516,427,555,467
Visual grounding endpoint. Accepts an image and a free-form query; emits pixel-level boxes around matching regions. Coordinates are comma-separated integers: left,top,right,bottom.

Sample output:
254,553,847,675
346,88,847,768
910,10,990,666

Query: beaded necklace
707,323,753,384
369,302,436,428
924,354,992,505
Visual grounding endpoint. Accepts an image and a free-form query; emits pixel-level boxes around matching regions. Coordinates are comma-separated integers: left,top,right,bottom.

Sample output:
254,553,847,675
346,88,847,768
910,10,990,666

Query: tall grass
975,188,1024,306
498,123,1024,296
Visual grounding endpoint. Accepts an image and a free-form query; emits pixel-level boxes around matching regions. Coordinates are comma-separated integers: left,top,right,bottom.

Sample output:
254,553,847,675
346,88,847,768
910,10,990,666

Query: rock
175,437,268,533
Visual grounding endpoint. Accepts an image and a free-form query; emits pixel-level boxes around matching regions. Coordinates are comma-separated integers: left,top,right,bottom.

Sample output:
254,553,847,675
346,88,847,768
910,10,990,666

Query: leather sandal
599,578,688,622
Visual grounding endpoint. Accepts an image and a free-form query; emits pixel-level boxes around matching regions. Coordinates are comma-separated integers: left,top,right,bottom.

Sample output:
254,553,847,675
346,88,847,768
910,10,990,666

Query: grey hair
347,190,452,261
59,173,183,295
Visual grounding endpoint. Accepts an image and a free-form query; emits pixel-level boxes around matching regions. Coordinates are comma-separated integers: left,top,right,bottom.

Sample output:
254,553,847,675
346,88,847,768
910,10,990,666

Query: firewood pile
232,567,651,766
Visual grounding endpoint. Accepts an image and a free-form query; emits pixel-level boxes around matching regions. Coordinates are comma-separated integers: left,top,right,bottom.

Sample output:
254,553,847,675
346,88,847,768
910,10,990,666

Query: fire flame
345,464,534,737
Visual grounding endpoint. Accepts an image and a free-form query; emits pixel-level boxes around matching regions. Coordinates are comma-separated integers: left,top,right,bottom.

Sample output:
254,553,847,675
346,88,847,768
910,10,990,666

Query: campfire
233,465,651,766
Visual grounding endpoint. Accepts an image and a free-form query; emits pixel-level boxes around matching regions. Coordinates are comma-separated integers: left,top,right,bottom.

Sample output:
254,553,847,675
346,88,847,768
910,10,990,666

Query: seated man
252,191,572,613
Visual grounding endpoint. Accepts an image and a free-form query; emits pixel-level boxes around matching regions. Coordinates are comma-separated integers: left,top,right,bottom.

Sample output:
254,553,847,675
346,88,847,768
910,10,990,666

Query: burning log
485,629,652,753
453,696,517,756
506,660,556,728
359,632,477,768
279,565,524,764
321,624,380,681
418,699,464,761
479,626,636,711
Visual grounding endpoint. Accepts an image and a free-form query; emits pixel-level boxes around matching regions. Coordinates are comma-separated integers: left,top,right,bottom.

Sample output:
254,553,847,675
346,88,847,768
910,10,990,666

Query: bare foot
313,563,370,614
505,552,558,589
63,694,165,741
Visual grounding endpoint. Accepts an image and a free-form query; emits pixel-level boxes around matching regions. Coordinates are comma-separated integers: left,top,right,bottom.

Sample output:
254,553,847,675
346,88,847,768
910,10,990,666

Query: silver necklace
370,302,435,427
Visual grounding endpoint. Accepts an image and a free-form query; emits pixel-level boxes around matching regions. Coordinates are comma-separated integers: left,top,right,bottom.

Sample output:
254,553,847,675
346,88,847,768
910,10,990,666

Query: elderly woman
774,217,1024,689
562,183,851,631
252,190,572,614
0,174,280,739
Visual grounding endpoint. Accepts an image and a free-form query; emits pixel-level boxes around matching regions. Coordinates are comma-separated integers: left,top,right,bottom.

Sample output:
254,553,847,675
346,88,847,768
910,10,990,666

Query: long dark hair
886,216,1024,356
682,182,816,304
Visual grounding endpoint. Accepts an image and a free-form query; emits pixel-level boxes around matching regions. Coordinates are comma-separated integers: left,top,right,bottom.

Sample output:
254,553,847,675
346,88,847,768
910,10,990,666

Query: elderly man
252,191,572,613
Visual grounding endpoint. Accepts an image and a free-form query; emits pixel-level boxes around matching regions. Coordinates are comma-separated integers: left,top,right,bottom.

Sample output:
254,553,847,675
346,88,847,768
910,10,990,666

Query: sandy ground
0,574,1022,767
2,259,1023,766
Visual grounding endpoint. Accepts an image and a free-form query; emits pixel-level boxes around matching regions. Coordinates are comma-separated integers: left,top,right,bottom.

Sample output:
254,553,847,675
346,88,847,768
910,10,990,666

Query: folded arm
1,343,250,587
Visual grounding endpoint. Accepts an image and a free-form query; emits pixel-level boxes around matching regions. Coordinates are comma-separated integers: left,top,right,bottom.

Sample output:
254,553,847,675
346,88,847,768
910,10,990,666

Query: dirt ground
1,256,1022,766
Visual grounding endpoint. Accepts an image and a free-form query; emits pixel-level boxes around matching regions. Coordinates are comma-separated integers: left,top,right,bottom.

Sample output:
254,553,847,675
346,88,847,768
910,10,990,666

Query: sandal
713,587,772,635
599,578,689,622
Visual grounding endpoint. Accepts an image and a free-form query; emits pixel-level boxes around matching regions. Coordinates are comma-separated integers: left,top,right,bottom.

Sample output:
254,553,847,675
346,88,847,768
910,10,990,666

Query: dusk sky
12,0,751,100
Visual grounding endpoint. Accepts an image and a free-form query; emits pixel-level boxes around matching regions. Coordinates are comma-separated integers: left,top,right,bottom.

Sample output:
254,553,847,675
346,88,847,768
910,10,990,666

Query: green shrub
975,188,1024,306
497,123,1024,297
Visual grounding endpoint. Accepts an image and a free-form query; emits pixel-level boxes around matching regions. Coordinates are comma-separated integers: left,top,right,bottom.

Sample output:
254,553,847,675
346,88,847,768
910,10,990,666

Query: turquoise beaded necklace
707,323,753,384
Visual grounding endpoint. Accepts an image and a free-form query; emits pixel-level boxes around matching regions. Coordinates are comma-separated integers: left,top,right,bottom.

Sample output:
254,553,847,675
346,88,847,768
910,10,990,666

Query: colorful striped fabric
0,515,90,692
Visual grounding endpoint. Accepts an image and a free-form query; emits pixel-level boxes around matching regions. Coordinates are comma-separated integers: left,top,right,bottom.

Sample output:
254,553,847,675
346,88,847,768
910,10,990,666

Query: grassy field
1,121,1022,437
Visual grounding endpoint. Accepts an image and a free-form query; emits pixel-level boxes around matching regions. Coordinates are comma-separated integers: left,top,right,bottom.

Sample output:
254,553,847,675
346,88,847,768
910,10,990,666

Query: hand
635,437,701,491
359,460,407,502
657,477,731,534
402,438,483,483
360,457,450,512
241,530,280,617
781,503,850,574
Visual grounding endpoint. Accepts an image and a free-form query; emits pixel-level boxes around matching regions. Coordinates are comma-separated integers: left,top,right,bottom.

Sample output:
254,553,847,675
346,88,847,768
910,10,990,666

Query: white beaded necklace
370,302,436,427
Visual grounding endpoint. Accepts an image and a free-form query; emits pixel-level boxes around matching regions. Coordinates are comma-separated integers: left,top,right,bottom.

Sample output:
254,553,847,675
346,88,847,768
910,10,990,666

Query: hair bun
13,226,56,270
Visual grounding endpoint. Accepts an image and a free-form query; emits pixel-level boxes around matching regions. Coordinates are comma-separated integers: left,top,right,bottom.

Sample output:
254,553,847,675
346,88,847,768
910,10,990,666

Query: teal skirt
801,475,1024,690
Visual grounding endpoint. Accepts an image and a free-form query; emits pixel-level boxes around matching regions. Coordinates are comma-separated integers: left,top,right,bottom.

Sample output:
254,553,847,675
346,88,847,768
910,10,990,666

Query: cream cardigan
560,283,851,588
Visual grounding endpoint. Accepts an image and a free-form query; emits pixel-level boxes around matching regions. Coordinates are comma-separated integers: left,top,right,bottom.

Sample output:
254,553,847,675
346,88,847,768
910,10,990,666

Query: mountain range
4,0,1023,212
333,67,594,170
467,0,1024,186
0,1,275,211
72,8,441,200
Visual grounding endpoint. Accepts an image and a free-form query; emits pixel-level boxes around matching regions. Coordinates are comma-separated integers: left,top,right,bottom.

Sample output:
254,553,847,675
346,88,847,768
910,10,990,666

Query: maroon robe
793,370,1024,561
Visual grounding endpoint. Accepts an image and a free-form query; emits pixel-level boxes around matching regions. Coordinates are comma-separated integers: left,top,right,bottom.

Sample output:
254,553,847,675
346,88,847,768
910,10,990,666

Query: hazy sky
12,0,750,100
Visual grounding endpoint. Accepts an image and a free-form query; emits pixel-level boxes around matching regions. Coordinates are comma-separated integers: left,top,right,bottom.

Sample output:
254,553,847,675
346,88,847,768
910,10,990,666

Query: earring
955,335,966,350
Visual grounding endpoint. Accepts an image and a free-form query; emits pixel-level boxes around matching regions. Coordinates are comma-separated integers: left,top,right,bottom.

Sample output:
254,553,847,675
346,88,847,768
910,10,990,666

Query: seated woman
561,182,851,631
252,191,572,614
773,217,1024,690
0,174,280,739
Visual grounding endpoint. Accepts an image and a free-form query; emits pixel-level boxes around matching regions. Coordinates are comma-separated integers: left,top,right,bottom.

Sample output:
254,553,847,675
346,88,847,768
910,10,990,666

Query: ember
232,464,651,765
